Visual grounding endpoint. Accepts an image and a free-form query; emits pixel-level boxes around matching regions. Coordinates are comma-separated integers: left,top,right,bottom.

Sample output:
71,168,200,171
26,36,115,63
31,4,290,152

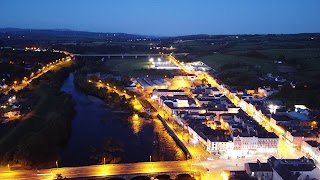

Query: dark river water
59,73,185,167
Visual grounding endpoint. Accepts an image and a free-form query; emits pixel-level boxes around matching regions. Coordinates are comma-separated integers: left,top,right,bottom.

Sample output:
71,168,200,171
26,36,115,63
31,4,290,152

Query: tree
102,137,125,164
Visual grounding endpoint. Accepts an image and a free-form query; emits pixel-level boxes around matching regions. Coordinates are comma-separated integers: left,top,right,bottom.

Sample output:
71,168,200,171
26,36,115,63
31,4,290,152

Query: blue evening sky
1,0,319,36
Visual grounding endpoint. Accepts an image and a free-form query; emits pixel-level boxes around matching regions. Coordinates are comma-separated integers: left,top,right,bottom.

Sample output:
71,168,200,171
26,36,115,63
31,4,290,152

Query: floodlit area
149,57,180,69
167,76,194,90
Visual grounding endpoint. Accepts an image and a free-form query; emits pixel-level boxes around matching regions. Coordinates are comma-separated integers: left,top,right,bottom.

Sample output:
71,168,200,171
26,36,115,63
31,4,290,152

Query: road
3,58,72,94
0,161,200,180
0,55,302,180
166,55,302,158
72,53,189,57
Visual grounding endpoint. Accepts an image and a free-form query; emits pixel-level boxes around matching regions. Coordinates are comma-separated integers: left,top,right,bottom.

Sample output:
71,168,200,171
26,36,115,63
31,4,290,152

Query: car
207,157,214,161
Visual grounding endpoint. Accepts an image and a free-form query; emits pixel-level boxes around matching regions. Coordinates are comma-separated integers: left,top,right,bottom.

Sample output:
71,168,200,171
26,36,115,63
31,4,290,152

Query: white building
206,136,234,155
301,141,320,164
152,89,185,99
257,86,277,97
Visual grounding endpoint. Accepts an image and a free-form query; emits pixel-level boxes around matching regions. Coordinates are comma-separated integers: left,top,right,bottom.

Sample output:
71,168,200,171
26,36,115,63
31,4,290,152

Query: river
59,73,185,167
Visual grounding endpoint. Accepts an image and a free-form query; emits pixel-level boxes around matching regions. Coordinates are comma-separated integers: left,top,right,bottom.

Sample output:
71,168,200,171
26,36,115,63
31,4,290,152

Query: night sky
1,0,320,36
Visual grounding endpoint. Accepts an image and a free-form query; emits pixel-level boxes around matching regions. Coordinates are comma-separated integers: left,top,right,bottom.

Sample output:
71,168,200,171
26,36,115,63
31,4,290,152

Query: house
270,114,295,126
206,105,228,117
301,141,320,164
268,156,320,180
232,135,259,155
257,132,279,154
245,160,273,180
287,105,313,122
243,156,320,180
257,86,277,97
3,110,21,119
196,96,220,105
152,89,185,99
285,128,319,148
206,134,233,155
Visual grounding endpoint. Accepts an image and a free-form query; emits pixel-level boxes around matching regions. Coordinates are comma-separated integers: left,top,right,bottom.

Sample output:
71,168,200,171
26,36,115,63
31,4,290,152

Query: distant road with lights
3,57,72,95
72,53,189,58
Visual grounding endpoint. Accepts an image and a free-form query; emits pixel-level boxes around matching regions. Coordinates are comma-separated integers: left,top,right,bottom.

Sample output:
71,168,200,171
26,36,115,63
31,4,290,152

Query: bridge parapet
103,171,199,180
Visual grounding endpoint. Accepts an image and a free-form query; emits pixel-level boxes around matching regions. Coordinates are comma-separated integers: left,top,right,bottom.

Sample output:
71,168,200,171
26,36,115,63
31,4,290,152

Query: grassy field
197,54,276,73
226,48,320,60
172,36,320,109
174,40,223,52
114,59,150,72
103,57,181,78
105,58,149,71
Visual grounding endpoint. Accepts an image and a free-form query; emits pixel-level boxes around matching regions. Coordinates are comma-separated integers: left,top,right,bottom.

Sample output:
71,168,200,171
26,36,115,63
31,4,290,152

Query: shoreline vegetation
73,58,134,113
0,62,75,169
87,95,130,114
73,72,134,113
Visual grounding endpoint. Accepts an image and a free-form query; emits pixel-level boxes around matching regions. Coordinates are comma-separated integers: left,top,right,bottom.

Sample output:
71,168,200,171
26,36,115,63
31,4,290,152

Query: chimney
257,159,261,168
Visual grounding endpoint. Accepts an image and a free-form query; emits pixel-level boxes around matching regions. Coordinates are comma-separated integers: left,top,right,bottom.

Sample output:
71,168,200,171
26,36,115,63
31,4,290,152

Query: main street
166,55,302,159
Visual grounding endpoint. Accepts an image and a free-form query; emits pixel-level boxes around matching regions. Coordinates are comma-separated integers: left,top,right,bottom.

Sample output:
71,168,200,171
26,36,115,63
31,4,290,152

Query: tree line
0,65,75,168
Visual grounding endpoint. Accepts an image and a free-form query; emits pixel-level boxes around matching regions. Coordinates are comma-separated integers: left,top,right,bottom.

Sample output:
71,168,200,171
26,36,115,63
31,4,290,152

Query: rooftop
305,140,320,148
247,161,272,172
154,89,184,92
268,156,317,180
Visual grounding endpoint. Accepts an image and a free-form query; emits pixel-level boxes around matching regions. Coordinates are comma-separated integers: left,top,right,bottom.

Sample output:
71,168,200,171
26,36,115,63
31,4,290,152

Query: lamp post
149,155,153,172
56,161,58,169
103,157,106,169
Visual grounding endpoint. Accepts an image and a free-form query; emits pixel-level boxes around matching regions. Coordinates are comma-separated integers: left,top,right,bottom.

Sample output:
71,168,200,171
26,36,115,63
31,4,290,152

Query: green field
104,58,149,72
103,57,185,78
197,54,276,73
172,36,320,109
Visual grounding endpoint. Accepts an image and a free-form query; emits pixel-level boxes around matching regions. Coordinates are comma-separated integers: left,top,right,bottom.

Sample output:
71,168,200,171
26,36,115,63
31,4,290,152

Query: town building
301,141,320,164
244,156,320,180
151,89,185,99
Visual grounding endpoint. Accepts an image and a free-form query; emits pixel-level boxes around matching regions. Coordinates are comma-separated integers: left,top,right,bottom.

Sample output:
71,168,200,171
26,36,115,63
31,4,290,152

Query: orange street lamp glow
56,161,58,169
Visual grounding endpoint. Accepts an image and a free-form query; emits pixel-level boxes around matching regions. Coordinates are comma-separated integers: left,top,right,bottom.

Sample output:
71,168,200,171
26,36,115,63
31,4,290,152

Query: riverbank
87,95,130,114
0,64,75,169
59,73,185,167
73,71,133,112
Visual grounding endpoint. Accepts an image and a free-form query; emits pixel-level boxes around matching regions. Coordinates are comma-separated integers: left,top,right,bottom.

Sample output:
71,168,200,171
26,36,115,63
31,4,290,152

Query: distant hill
0,28,147,41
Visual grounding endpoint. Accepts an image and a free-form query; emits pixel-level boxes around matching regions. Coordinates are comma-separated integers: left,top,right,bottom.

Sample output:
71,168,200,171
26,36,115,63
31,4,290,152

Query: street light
56,161,59,169
149,155,154,172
